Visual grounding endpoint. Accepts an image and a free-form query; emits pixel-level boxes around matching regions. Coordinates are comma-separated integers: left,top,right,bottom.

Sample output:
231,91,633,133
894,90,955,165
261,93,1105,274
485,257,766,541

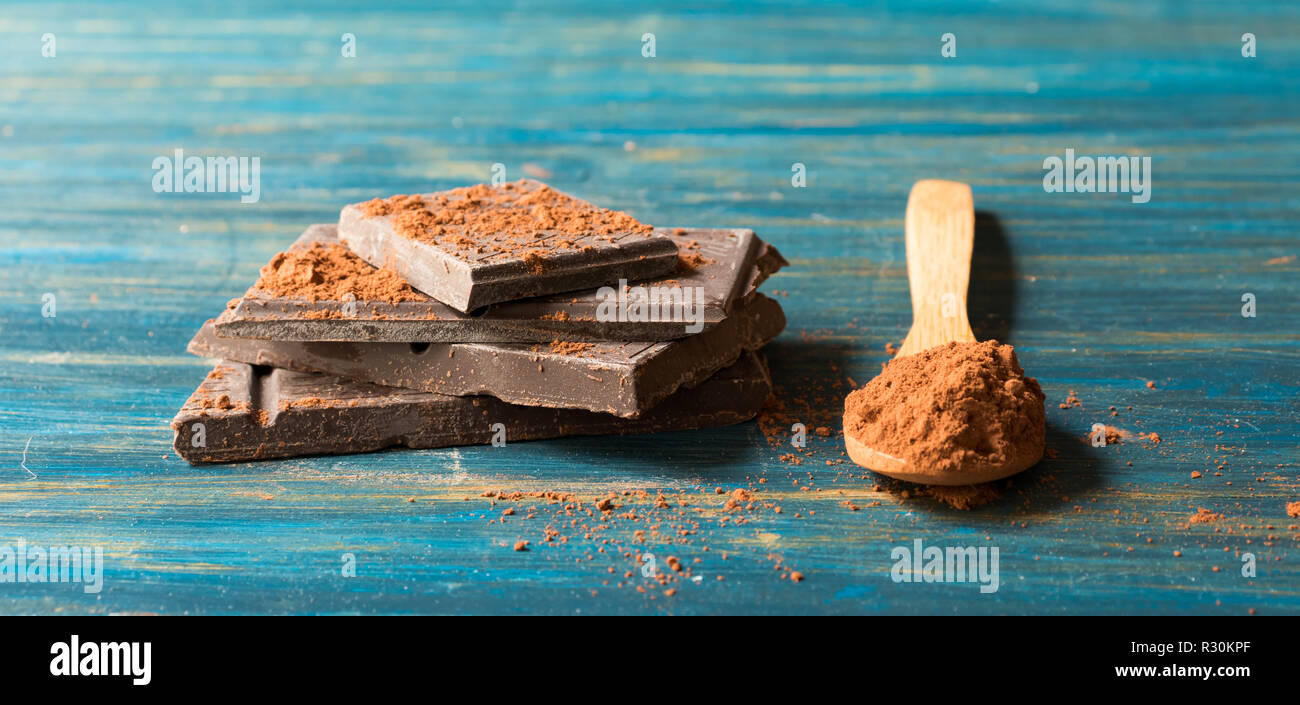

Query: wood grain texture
0,0,1297,614
898,179,976,357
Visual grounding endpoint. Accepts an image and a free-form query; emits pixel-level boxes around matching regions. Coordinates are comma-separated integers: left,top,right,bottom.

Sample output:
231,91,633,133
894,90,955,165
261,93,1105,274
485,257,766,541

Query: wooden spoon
843,179,1035,486
897,179,976,357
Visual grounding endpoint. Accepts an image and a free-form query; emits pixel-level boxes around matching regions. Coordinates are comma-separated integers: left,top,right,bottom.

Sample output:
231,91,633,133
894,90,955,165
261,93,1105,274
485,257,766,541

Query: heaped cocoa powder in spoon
843,340,1046,479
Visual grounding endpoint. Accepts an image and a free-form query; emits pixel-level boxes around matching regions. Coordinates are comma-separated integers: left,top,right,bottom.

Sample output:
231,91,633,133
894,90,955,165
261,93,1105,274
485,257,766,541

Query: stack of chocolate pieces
172,180,787,463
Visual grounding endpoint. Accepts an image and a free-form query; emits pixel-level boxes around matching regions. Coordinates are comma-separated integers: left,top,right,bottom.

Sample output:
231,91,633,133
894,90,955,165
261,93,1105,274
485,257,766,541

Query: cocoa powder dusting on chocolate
677,251,710,272
358,193,425,217
254,242,426,304
362,180,654,261
521,250,547,274
843,340,1046,477
198,394,235,411
547,340,595,356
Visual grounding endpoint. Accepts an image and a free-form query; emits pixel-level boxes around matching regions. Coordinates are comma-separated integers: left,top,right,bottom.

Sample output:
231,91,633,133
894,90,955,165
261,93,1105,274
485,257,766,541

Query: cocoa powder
253,242,425,304
358,179,653,261
843,340,1046,478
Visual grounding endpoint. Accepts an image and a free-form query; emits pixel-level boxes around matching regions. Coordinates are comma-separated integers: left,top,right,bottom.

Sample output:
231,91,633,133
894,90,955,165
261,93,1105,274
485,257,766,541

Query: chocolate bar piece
214,224,786,343
338,180,680,312
190,293,785,418
171,352,772,464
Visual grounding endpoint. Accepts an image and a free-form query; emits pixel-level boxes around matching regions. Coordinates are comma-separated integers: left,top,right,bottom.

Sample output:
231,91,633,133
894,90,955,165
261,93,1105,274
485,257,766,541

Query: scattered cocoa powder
254,242,425,304
923,482,1005,510
1088,425,1129,445
677,251,709,272
546,340,595,356
843,340,1046,478
475,485,804,593
200,394,235,411
521,249,547,274
277,396,344,412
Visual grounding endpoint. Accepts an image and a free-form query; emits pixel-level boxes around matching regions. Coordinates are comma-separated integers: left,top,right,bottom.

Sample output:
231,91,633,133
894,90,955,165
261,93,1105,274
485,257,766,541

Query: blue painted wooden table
1,0,1296,614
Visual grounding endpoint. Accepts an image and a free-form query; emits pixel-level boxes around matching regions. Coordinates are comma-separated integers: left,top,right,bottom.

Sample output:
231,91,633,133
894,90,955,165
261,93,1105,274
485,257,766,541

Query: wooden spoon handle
896,179,977,357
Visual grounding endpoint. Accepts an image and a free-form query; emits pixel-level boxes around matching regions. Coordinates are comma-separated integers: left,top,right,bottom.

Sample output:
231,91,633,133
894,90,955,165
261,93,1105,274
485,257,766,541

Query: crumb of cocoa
1081,425,1129,445
923,483,1005,510
547,340,595,356
521,250,547,274
1190,507,1223,524
677,251,709,272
